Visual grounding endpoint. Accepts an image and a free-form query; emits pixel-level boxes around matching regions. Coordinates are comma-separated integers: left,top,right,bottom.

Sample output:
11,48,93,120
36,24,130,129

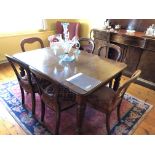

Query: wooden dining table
13,46,127,134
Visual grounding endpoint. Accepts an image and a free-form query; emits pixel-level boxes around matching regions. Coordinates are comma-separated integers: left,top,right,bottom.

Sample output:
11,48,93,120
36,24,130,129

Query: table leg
19,66,25,77
113,72,122,91
76,95,86,134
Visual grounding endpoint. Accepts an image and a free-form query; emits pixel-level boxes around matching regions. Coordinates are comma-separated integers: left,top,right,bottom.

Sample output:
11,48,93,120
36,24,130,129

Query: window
0,19,45,34
89,18,106,29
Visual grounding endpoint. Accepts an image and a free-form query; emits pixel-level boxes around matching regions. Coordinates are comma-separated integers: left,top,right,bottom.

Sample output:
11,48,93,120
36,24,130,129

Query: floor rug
0,80,153,135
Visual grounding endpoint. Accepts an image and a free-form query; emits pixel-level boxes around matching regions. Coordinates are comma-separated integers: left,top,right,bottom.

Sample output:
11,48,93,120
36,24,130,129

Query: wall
76,19,91,37
0,19,91,63
0,31,53,63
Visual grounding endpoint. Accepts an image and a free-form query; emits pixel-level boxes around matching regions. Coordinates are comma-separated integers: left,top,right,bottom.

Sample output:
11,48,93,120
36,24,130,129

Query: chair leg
20,86,25,106
41,101,45,122
106,112,111,135
55,109,61,135
31,93,36,115
109,80,112,88
117,103,122,123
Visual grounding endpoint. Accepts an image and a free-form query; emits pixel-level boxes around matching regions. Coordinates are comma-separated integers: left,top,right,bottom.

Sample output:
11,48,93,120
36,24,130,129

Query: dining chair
30,68,76,134
97,43,121,61
20,37,44,77
20,37,44,52
86,70,141,134
6,55,38,115
92,29,111,54
78,29,95,53
79,37,95,53
98,43,121,88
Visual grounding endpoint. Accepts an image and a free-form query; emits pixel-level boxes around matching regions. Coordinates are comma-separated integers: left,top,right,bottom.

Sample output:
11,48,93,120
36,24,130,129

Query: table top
13,47,127,95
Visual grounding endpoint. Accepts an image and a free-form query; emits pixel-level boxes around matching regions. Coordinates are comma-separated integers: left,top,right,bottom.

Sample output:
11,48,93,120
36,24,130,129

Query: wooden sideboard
92,22,155,90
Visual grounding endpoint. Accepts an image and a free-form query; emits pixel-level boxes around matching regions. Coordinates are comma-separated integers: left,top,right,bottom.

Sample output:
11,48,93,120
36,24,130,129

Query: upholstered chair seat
87,86,121,112
41,85,76,111
79,38,95,53
80,45,94,53
20,75,38,93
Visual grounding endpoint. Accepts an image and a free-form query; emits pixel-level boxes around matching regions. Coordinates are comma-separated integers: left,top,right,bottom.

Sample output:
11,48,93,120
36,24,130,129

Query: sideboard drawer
111,33,146,48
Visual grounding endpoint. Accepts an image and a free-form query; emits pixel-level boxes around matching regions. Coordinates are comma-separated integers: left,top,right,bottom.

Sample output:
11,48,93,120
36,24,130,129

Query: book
66,73,102,92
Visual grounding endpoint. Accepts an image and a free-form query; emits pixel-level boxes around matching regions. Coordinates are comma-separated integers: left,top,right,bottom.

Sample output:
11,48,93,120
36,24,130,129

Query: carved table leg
76,95,86,135
19,66,25,77
113,72,122,91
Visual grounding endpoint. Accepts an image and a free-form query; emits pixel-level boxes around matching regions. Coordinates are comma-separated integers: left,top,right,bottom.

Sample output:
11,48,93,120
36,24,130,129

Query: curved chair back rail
30,67,60,97
20,37,44,52
6,55,33,88
97,43,121,61
5,55,38,115
97,43,122,88
79,37,95,53
115,70,141,101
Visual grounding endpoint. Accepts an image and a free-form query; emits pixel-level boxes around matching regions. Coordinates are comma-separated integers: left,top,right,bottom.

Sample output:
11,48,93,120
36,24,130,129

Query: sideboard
92,24,155,90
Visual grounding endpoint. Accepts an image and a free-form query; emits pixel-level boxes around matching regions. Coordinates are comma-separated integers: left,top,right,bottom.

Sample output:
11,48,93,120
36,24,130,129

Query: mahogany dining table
13,46,127,134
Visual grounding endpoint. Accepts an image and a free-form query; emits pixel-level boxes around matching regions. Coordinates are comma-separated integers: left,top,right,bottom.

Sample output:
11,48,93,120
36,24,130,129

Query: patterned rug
0,80,153,135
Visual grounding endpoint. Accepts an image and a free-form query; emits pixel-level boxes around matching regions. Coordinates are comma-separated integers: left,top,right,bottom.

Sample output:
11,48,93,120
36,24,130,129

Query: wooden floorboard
0,63,155,135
